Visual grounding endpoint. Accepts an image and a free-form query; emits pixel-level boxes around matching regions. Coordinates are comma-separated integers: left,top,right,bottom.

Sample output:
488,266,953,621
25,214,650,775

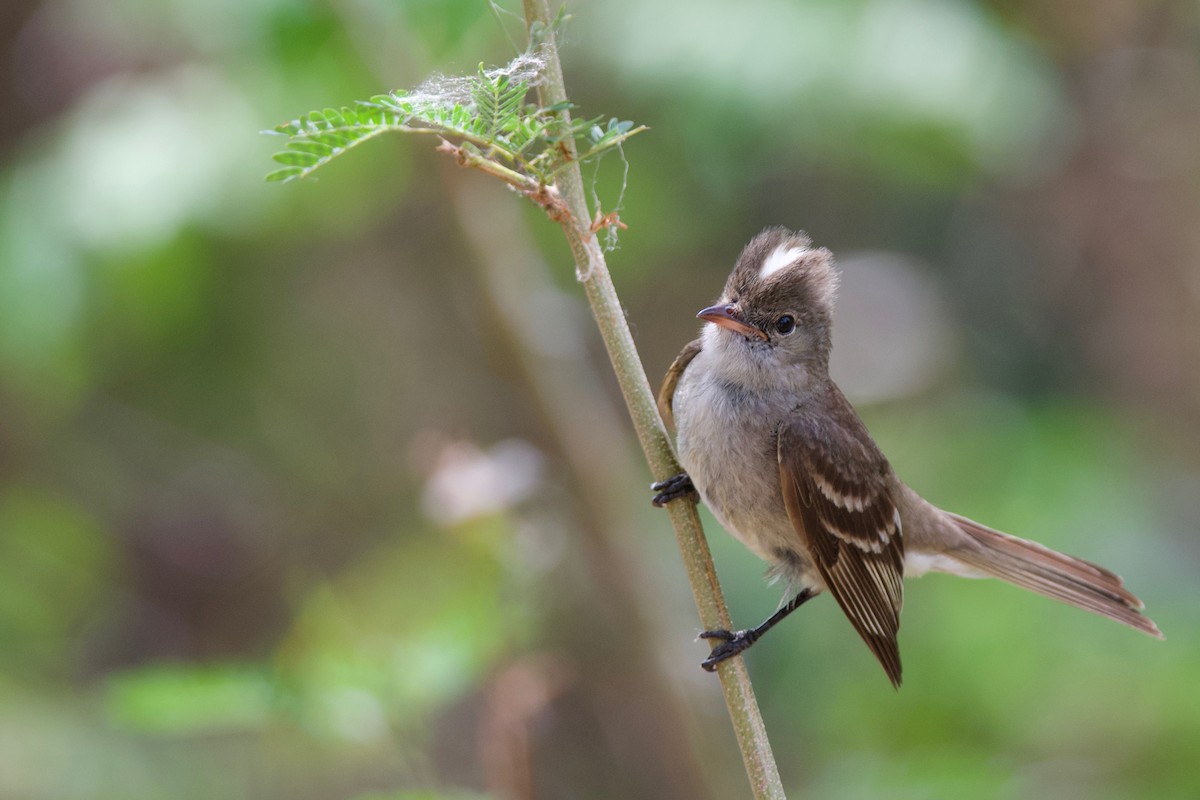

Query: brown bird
653,227,1161,687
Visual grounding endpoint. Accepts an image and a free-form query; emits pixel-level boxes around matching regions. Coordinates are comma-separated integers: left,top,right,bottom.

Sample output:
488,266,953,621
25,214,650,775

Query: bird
652,226,1161,687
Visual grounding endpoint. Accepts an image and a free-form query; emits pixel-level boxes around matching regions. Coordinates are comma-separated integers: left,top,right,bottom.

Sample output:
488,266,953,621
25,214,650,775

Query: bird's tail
948,512,1162,638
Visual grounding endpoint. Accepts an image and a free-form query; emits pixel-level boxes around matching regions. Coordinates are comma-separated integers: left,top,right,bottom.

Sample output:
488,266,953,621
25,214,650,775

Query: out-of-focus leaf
105,664,275,734
0,486,115,674
277,517,531,739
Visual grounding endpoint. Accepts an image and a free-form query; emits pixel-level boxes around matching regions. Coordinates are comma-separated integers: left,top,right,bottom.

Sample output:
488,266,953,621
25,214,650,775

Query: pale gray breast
673,352,798,563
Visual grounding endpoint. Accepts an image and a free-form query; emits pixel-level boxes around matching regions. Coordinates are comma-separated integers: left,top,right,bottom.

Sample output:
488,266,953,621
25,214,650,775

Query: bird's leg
650,472,698,507
699,589,815,672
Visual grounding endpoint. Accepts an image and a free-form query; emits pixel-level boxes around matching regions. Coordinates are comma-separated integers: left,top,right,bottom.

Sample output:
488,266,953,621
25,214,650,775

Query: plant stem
520,2,787,798
447,174,719,798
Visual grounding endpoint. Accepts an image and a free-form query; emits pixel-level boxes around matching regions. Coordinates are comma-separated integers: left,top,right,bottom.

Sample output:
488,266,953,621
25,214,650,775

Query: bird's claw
651,473,698,507
699,628,756,672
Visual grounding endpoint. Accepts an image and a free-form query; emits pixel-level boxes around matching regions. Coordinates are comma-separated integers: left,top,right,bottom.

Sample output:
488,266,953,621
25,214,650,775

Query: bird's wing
657,338,703,430
777,405,905,687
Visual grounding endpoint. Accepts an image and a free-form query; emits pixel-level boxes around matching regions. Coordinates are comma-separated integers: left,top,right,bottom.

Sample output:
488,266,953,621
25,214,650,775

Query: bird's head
697,227,838,377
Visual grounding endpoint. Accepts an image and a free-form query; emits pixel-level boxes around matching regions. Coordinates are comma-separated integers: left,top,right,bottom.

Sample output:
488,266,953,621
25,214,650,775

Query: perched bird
653,227,1161,687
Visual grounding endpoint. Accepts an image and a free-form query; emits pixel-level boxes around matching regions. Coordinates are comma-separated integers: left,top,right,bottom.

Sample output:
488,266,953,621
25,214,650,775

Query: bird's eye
774,314,796,335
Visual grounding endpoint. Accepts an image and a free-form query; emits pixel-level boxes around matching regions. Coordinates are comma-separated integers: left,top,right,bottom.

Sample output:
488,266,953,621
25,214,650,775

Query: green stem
437,139,536,189
520,2,787,798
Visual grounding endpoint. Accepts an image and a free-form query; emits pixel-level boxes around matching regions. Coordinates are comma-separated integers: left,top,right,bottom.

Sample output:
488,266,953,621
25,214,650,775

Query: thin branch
448,174,720,799
436,138,571,220
519,2,788,798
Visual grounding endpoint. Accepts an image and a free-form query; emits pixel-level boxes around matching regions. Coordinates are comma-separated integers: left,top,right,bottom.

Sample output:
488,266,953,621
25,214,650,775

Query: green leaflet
264,50,644,245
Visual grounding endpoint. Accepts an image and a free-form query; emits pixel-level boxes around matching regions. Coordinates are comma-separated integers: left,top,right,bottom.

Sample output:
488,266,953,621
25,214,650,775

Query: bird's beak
697,303,767,341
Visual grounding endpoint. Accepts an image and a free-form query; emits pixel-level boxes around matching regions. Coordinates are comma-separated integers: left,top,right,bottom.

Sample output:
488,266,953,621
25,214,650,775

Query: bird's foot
651,473,698,507
698,628,759,672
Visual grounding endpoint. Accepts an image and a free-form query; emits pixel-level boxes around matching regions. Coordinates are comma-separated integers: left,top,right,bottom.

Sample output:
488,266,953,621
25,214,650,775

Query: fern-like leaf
265,47,644,206
471,67,528,141
265,101,413,183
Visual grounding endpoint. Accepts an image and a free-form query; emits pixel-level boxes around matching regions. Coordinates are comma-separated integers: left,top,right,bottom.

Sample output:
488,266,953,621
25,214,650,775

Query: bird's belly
674,373,811,574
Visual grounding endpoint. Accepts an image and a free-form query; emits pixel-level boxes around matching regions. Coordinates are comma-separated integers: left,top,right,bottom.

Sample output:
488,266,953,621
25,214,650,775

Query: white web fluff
404,48,548,111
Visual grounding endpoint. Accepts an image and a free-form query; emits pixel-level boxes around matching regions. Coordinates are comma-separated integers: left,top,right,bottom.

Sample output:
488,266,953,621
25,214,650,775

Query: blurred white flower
420,438,545,526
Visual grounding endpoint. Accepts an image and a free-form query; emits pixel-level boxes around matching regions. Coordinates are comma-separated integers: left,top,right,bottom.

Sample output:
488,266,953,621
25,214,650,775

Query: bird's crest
724,227,838,317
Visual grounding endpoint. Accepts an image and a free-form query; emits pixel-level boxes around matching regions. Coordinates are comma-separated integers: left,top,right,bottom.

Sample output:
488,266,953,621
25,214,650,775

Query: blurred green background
1,0,1198,798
